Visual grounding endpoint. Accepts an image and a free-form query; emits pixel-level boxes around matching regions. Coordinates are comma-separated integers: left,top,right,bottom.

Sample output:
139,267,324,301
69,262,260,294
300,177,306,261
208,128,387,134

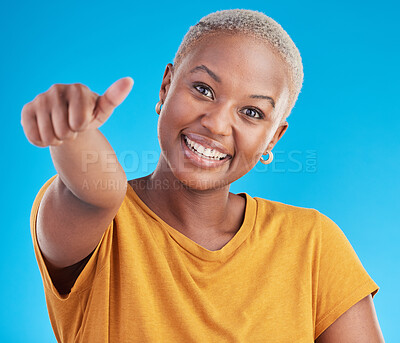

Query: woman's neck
129,166,245,246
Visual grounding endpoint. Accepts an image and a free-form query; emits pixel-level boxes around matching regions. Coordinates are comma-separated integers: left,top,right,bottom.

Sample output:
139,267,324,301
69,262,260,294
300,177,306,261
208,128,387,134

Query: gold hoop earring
155,100,163,115
260,150,273,164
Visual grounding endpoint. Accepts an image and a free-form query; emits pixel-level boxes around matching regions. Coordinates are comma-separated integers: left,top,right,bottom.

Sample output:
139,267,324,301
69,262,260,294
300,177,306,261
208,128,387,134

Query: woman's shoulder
249,193,319,216
244,193,325,230
249,194,345,238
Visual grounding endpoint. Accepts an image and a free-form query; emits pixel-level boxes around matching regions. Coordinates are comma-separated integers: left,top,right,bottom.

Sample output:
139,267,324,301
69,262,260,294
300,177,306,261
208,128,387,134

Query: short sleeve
314,212,379,339
30,175,113,300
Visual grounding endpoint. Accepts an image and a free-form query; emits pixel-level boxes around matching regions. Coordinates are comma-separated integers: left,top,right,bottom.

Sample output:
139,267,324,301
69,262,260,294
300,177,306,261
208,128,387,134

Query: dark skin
130,33,289,250
130,32,384,341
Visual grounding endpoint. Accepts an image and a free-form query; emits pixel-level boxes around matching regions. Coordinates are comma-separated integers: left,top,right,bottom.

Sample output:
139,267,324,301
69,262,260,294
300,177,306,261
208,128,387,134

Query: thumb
91,77,134,127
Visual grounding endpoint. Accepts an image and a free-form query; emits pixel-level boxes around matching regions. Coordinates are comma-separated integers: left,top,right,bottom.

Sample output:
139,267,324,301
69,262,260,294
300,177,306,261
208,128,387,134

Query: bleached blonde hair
173,9,304,121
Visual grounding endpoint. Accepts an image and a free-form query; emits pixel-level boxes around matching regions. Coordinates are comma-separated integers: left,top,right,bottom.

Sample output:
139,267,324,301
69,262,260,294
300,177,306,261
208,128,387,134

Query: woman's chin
171,171,232,192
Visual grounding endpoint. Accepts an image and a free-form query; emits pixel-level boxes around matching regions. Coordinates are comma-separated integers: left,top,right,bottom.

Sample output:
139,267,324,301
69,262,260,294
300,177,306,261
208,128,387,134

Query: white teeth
184,136,228,160
204,148,212,156
194,142,201,151
197,145,205,154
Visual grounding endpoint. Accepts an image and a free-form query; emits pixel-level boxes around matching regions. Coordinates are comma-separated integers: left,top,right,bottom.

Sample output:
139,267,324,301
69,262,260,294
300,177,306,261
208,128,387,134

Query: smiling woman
155,31,290,192
24,9,384,343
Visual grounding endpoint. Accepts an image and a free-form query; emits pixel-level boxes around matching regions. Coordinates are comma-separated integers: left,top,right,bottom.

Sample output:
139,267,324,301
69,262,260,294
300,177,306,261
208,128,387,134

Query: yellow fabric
31,175,379,343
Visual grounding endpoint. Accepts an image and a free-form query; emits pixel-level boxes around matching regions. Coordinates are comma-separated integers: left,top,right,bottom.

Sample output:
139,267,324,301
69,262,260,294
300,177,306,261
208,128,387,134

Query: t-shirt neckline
126,183,257,262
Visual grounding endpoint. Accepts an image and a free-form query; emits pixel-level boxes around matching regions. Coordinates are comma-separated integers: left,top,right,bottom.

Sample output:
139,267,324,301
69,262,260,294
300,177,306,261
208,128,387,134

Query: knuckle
73,82,88,90
33,93,47,107
71,83,85,92
71,83,91,98
21,102,31,113
48,84,64,98
67,84,85,104
21,105,31,124
49,84,58,92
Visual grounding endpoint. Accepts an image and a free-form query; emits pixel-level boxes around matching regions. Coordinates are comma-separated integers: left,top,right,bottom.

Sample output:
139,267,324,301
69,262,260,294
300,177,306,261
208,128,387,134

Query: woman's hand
21,77,133,147
26,77,133,278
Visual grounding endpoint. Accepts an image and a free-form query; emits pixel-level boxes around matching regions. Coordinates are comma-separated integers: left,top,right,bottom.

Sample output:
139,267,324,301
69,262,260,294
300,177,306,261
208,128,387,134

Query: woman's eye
242,108,263,119
194,84,214,99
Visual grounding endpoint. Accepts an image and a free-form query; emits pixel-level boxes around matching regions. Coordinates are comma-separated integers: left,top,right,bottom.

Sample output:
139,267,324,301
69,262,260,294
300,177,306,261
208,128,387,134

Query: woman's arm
315,294,384,342
22,78,132,279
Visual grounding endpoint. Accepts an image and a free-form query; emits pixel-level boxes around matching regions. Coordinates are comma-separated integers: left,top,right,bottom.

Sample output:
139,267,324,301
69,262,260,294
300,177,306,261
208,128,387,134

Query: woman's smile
181,133,232,169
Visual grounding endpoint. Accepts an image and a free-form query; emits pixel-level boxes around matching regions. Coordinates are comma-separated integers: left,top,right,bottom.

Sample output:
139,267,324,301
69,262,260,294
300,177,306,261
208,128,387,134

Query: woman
23,9,384,342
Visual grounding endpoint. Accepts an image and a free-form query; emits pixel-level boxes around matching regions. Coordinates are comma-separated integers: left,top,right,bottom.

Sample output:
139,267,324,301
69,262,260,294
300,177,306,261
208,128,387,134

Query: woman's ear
265,121,289,152
159,63,174,102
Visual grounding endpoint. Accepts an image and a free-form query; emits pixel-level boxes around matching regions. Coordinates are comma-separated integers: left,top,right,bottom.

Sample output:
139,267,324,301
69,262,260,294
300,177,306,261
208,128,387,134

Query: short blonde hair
173,9,304,121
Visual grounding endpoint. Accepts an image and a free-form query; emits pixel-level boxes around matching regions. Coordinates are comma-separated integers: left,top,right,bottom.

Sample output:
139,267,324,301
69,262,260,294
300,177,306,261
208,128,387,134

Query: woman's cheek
165,96,198,127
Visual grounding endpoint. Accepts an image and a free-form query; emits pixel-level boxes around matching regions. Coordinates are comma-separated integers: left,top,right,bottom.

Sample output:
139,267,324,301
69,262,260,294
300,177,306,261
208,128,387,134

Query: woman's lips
181,134,232,169
183,132,232,156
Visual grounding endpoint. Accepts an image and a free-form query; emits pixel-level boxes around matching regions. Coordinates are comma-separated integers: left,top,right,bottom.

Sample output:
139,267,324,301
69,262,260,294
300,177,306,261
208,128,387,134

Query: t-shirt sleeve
314,211,379,339
30,175,113,300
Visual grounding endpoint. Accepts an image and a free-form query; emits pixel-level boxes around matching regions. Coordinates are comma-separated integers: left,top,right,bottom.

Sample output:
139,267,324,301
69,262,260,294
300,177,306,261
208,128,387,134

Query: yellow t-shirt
31,176,379,343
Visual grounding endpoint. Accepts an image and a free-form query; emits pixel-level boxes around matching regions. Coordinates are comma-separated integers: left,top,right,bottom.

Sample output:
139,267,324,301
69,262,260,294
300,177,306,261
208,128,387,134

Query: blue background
1,0,398,341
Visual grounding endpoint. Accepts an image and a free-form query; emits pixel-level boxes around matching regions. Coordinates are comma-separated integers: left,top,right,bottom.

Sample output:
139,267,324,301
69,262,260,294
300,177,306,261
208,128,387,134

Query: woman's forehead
176,33,289,93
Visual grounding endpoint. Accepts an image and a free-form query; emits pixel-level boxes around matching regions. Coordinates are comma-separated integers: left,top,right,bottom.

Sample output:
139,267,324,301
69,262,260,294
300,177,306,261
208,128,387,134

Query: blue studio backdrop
1,0,398,341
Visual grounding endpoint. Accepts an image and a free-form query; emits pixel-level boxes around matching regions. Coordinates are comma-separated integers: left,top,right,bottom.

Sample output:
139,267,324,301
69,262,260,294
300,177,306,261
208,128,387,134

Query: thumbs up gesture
21,77,134,147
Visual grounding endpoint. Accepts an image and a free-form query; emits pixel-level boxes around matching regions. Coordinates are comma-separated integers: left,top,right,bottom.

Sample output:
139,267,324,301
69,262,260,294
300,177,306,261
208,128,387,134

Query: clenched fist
21,77,133,147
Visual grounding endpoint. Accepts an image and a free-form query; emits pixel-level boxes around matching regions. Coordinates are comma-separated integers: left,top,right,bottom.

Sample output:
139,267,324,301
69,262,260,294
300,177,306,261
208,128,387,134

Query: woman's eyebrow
189,65,221,83
249,94,275,108
189,64,275,108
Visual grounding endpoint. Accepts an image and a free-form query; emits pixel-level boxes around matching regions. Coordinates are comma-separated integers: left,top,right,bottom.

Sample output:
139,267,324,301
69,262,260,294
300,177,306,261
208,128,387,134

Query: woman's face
157,32,290,191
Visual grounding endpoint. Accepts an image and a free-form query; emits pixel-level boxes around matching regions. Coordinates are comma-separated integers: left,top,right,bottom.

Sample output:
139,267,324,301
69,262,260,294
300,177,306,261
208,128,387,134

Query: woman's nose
199,104,233,136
